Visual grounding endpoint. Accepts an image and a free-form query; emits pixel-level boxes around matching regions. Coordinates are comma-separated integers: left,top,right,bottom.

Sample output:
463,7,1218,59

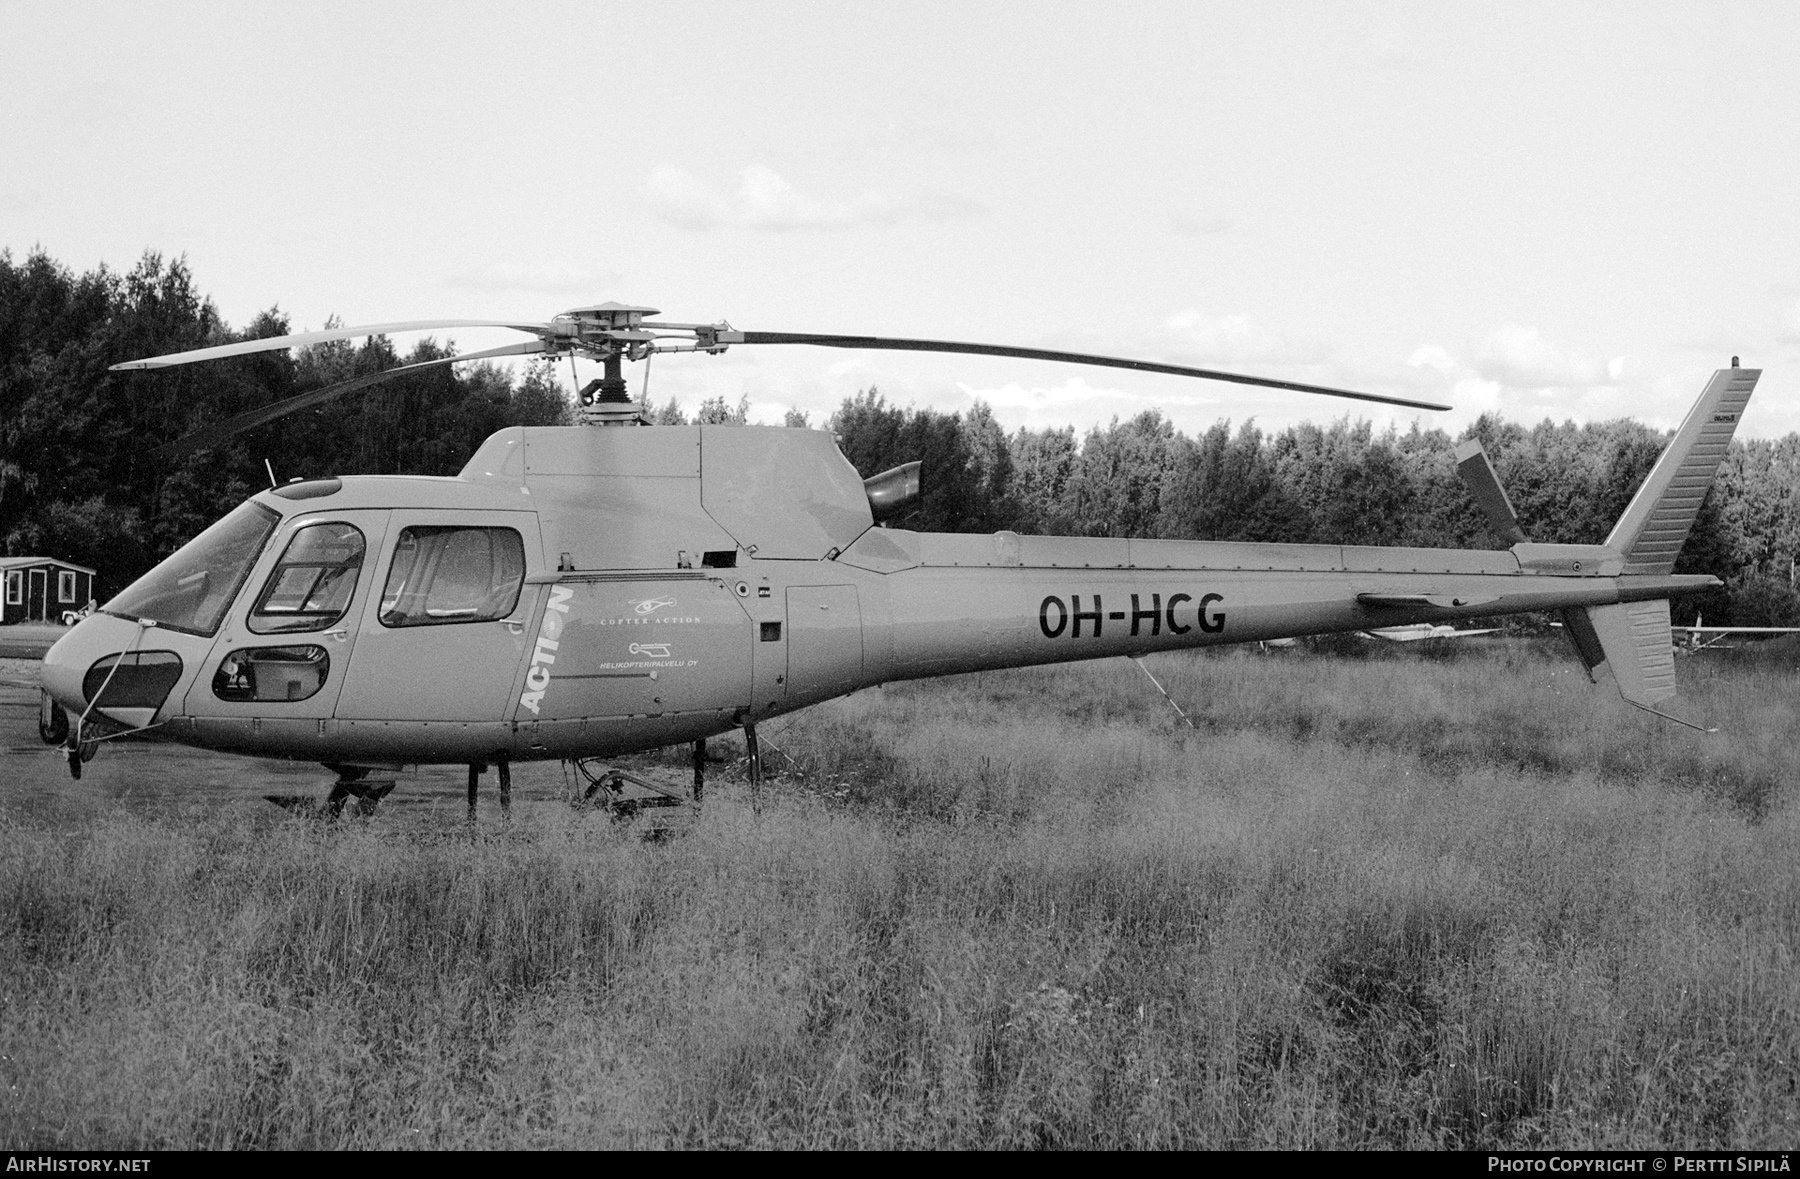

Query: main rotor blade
153,340,546,459
739,332,1452,412
112,319,551,371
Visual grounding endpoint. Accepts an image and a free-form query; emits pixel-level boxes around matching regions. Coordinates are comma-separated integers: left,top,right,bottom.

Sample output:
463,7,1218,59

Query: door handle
503,619,524,635
322,628,349,643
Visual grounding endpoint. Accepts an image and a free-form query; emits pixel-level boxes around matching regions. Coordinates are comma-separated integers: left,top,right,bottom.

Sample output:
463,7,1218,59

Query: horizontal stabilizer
1357,592,1500,609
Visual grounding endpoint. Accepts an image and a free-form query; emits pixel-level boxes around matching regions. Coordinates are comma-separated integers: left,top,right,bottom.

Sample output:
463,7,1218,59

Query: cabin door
336,510,541,723
28,570,45,621
185,510,392,723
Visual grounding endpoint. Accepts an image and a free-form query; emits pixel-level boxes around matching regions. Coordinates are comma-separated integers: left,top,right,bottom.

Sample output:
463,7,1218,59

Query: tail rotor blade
737,331,1452,413
153,340,546,459
1453,440,1528,545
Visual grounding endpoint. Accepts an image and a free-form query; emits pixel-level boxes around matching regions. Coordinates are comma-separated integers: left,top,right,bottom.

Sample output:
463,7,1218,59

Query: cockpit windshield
104,501,280,636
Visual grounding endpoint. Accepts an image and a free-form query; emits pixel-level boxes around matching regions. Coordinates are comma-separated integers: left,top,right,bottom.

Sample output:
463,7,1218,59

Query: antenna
264,459,278,489
1127,655,1197,729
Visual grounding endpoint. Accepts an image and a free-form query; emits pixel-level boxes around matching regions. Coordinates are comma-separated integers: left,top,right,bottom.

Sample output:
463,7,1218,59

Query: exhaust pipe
863,460,921,520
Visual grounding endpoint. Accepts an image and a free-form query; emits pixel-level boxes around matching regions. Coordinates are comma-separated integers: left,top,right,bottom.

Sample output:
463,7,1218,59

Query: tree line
0,250,568,598
4,249,1796,625
825,390,1800,626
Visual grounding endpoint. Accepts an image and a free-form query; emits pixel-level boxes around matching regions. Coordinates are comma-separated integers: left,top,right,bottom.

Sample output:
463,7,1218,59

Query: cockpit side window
378,526,525,628
103,500,280,637
248,522,367,634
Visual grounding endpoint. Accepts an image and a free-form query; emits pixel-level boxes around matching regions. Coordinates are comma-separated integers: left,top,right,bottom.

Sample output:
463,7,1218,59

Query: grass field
3,637,1798,1149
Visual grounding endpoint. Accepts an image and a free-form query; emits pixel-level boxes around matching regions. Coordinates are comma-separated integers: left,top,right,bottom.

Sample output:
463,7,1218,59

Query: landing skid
265,764,397,818
264,782,397,818
572,737,714,837
579,766,689,815
253,734,745,828
326,777,397,817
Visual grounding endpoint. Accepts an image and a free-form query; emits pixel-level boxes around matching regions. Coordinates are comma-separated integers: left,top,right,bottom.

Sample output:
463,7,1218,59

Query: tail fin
1605,365,1759,574
1565,363,1758,723
1561,601,1678,708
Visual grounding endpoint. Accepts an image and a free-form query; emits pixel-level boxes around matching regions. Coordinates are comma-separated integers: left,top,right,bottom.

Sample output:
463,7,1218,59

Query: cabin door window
249,521,367,634
336,512,539,724
377,527,526,628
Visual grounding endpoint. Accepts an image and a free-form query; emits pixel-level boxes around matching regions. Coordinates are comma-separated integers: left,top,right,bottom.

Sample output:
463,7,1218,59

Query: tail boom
845,557,1716,692
820,366,1753,718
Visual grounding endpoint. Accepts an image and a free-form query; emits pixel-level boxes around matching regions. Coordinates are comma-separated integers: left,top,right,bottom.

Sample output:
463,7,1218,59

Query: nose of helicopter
41,613,150,717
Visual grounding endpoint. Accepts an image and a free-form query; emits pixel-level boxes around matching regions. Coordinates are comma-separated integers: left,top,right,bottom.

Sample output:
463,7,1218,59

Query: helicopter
36,302,1760,816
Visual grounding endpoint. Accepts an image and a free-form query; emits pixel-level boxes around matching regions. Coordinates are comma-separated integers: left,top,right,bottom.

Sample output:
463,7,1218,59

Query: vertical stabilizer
1559,364,1757,724
1579,600,1678,707
1605,366,1759,575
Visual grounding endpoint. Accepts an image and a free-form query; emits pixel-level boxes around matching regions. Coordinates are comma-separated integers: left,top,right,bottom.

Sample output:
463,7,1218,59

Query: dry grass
3,639,1798,1148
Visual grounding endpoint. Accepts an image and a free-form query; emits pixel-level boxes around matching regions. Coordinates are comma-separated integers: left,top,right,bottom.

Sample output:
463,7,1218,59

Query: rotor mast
562,302,743,425
578,352,639,425
563,302,661,426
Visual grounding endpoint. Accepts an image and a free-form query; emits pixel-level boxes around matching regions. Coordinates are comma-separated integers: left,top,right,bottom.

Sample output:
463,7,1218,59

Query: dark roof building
2,557,97,625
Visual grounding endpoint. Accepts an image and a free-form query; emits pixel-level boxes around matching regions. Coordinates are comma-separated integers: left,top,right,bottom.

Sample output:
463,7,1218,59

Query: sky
4,1,1799,441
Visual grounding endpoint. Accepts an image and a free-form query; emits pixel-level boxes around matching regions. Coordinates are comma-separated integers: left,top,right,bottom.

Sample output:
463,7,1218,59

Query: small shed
2,557,97,625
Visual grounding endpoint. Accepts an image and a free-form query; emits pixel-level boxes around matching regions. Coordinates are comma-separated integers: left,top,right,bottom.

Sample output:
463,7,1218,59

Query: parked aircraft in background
1672,619,1800,652
1361,624,1503,643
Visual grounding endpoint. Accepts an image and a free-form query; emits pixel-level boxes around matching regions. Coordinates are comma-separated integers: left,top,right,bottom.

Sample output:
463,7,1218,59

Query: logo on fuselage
631,596,677,615
518,585,574,716
628,643,672,659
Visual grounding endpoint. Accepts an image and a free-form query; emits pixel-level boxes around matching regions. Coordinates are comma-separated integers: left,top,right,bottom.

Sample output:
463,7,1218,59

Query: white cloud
747,398,805,426
1161,307,1329,367
964,375,1205,411
1406,344,1458,375
1446,375,1506,420
1168,210,1233,237
641,164,981,232
1472,323,1609,389
824,356,875,382
1399,331,1687,432
1776,296,1800,343
856,115,1000,156
0,190,44,214
955,376,1224,434
443,262,620,297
